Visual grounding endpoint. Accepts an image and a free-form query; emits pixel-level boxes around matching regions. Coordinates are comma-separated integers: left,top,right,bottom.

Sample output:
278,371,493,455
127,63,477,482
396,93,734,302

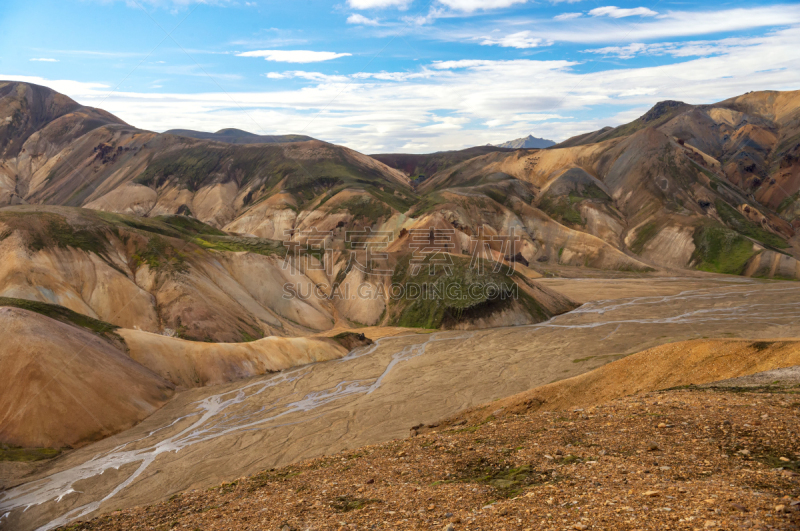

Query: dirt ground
55,385,800,531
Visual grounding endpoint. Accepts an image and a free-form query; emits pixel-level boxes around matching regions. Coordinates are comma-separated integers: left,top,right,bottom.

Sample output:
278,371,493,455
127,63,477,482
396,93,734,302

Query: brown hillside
0,307,174,449
434,338,800,428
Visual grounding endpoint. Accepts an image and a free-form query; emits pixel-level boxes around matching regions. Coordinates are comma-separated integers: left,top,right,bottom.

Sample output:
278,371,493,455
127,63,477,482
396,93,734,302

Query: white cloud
554,12,582,20
437,5,800,44
266,71,350,82
29,58,59,62
352,71,434,81
347,0,411,8
485,113,567,127
347,14,381,25
116,0,234,7
401,7,446,26
0,75,110,98
586,37,763,59
436,0,527,12
237,50,352,63
588,6,658,18
480,31,552,49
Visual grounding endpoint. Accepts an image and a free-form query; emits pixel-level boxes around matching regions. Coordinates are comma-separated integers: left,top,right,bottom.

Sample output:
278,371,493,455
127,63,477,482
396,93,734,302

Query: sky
1,0,799,153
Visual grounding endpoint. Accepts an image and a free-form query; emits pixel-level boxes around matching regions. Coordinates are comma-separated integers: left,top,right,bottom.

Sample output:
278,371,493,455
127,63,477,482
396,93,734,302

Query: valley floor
2,276,800,531
54,385,800,531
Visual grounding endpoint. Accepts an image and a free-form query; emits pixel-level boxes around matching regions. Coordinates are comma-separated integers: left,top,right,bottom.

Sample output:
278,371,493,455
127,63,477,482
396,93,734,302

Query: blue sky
1,0,799,152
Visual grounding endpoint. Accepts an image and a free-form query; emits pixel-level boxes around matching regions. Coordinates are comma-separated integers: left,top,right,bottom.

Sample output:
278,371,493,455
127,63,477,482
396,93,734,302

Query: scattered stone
48,389,800,531
647,442,660,452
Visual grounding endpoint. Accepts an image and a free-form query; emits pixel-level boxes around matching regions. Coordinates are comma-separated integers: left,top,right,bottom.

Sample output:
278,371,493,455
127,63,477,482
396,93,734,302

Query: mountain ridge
164,128,315,145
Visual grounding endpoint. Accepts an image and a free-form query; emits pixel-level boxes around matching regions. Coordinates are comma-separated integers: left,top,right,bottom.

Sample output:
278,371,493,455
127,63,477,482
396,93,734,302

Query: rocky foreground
59,386,799,531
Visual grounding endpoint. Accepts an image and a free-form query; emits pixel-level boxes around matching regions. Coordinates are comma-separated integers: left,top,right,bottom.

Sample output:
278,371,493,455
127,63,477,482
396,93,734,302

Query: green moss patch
630,221,658,255
538,195,584,227
193,235,285,257
0,297,122,344
135,147,226,192
329,496,381,512
390,254,524,329
714,199,788,249
691,224,757,275
0,444,62,462
131,236,186,273
246,467,304,492
453,458,550,498
332,196,393,222
0,211,111,256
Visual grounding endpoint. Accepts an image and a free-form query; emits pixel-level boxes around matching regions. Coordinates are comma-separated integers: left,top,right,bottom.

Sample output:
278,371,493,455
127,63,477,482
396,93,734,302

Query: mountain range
1,81,799,344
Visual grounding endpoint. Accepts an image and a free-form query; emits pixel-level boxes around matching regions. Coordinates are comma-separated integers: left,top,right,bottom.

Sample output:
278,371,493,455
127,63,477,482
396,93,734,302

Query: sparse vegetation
132,236,189,274
193,235,285,257
714,199,789,249
630,221,658,255
332,196,392,222
538,194,584,226
453,458,550,498
692,224,757,275
329,496,381,512
390,254,525,329
135,147,227,192
0,444,62,462
0,212,112,256
0,297,122,344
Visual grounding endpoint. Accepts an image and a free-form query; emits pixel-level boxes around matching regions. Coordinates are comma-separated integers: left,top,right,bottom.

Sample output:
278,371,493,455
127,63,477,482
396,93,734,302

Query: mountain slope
555,91,800,226
0,306,175,449
0,206,336,340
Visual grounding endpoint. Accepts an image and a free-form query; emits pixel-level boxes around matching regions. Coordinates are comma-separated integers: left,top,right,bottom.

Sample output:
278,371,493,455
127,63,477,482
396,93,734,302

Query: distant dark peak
495,134,556,149
214,128,258,137
642,100,689,123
